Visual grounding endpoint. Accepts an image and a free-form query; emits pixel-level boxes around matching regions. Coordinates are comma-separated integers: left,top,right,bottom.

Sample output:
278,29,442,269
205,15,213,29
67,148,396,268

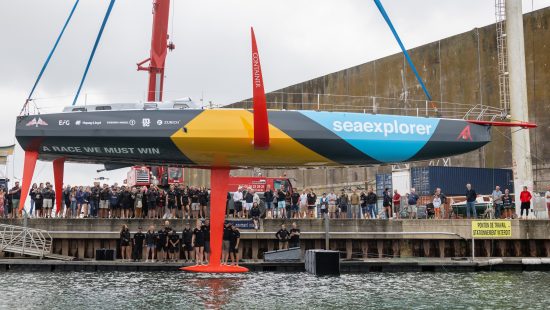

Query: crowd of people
1,181,548,220
123,219,242,266
0,182,211,220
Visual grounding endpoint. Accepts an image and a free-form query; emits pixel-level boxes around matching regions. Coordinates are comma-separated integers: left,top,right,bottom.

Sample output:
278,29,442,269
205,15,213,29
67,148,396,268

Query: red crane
137,0,175,102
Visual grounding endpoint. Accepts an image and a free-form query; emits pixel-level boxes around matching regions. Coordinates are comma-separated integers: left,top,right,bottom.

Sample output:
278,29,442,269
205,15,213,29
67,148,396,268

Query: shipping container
411,166,514,196
392,170,411,197
375,173,392,197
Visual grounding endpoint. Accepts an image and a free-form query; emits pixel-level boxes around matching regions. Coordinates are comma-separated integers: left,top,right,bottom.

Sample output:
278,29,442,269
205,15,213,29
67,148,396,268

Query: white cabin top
62,98,199,112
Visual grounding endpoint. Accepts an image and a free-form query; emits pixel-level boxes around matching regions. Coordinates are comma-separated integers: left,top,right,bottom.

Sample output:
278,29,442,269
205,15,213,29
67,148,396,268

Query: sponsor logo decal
332,120,433,137
300,111,440,162
457,125,473,141
129,119,136,126
142,118,150,127
58,120,71,126
75,120,81,126
157,120,163,126
25,117,48,127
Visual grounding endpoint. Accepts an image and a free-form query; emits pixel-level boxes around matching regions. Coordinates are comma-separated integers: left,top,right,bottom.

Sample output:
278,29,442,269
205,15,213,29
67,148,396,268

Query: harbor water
1,271,548,309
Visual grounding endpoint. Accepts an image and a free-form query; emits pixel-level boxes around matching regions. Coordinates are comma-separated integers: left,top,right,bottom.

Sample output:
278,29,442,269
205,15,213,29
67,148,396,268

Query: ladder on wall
495,0,510,114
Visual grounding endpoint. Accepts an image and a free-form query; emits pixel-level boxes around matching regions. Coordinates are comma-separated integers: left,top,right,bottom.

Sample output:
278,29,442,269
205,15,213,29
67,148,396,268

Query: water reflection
186,276,243,310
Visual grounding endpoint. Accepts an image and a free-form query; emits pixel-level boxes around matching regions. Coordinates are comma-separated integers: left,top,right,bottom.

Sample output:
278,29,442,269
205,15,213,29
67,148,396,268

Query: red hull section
180,265,249,273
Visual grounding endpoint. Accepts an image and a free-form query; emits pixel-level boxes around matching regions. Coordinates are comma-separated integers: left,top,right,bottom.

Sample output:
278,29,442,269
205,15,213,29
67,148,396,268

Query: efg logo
332,120,433,137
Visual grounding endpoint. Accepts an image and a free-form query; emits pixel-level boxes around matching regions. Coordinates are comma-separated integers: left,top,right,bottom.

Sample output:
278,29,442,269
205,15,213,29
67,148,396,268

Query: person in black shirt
157,226,168,262
199,187,209,219
182,187,190,219
167,185,177,219
192,222,205,265
250,202,261,230
189,187,200,219
181,224,194,262
290,191,300,219
175,184,182,218
289,222,301,248
32,183,44,218
307,190,317,219
120,224,131,261
133,227,145,262
147,186,158,219
120,186,133,219
222,222,233,265
145,225,157,262
168,230,180,262
264,185,274,219
230,226,241,266
201,219,210,263
275,224,290,250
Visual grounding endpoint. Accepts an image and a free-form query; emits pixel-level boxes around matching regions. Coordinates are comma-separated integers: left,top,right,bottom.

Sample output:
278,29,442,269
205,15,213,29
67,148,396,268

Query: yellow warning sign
471,220,512,238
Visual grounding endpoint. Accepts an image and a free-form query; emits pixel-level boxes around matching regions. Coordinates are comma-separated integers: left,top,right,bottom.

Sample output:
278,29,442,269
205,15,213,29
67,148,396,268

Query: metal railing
0,224,53,258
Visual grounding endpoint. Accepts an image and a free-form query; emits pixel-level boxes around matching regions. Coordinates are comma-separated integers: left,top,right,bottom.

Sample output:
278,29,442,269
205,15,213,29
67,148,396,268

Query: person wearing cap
222,222,233,265
133,226,145,262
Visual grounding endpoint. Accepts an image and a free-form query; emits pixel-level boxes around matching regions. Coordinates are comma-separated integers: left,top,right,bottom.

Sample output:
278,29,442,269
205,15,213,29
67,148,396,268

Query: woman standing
199,187,209,219
182,187,190,220
81,187,91,218
502,189,513,219
145,225,157,262
157,189,166,219
34,184,44,218
29,183,37,217
192,221,205,266
167,185,177,219
120,224,131,261
134,187,144,218
70,187,78,218
76,186,85,218
433,192,442,219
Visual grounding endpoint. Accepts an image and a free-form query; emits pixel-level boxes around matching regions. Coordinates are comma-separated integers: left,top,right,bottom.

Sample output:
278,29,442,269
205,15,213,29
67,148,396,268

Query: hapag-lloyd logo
252,52,262,88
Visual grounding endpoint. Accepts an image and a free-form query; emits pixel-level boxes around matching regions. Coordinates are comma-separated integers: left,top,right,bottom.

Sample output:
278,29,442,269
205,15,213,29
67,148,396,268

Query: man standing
545,186,550,220
350,190,360,219
275,224,290,250
407,188,419,219
492,186,503,219
327,191,337,219
201,219,210,263
133,226,145,262
8,182,21,218
291,190,300,219
264,185,274,219
465,183,477,219
307,189,317,219
289,222,301,248
392,190,401,219
90,183,100,218
435,188,447,219
232,187,243,219
42,183,55,219
519,186,532,220
98,184,110,219
365,188,377,219
382,188,392,219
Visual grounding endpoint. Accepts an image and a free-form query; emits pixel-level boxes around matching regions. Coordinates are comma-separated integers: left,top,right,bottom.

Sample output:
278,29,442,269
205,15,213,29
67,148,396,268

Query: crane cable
20,0,80,116
72,0,116,106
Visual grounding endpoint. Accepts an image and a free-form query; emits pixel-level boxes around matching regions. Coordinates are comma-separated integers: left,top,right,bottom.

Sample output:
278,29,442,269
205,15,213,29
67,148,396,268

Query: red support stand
18,151,38,214
53,158,65,216
181,168,249,273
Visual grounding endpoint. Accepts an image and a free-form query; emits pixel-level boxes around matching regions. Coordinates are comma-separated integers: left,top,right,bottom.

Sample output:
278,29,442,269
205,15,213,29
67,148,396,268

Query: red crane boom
137,0,174,102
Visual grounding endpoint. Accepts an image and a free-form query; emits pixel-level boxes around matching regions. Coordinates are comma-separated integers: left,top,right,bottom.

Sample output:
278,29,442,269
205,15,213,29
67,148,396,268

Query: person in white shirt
327,191,337,219
545,185,550,219
432,193,442,219
232,188,243,218
299,190,308,218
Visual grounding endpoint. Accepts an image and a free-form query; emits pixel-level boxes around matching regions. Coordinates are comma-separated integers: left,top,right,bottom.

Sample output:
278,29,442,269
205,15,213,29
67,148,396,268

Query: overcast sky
1,0,549,188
